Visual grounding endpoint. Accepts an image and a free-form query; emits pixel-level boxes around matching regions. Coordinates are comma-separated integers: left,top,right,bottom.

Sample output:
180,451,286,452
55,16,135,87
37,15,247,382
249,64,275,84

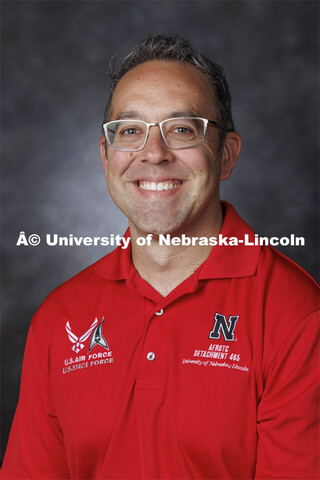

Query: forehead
110,60,216,120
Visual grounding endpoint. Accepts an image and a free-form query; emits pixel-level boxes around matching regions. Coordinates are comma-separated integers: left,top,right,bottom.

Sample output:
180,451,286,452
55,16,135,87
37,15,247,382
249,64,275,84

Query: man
2,34,319,479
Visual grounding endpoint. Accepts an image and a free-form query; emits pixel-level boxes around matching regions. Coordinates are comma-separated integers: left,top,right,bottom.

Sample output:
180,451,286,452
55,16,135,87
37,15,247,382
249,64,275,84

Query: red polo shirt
2,203,319,479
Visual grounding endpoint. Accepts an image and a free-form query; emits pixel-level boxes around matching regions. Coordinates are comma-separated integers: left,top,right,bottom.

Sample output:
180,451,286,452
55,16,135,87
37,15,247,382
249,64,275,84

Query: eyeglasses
102,117,229,152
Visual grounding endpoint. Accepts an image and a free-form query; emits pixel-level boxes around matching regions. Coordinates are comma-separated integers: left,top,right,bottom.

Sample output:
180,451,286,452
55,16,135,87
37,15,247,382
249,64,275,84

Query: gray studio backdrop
1,0,319,462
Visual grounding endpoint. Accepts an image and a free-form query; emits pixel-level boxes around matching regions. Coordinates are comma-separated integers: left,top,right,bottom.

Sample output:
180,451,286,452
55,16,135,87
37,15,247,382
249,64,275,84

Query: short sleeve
1,308,71,479
255,310,319,479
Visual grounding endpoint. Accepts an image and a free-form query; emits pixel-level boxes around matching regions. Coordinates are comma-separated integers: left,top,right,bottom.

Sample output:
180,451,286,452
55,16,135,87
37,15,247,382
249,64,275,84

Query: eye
120,127,140,136
172,126,192,135
116,122,146,137
121,127,139,135
167,123,196,139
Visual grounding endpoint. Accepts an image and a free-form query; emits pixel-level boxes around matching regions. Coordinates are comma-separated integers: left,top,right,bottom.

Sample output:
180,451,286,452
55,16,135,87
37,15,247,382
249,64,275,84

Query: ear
220,131,242,181
100,135,108,177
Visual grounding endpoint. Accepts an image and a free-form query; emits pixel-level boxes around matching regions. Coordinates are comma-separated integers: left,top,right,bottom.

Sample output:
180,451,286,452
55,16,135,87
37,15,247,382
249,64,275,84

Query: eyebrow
116,111,143,120
116,110,201,121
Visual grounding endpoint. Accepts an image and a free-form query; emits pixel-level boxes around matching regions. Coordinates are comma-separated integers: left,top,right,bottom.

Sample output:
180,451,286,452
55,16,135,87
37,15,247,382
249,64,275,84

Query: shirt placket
125,267,201,478
133,300,168,478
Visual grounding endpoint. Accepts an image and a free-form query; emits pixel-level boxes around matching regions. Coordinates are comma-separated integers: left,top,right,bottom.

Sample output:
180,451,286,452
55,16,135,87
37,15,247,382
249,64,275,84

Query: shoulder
254,246,319,356
257,245,319,304
251,246,319,386
50,255,109,300
30,254,114,331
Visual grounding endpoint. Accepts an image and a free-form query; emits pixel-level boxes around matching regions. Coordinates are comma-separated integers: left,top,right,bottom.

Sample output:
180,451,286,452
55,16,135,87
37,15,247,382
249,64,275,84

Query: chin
133,218,185,237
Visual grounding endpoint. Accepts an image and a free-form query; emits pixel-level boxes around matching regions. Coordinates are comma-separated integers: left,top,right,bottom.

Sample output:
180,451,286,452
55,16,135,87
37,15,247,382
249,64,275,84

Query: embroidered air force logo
209,312,239,341
65,318,98,353
65,318,109,353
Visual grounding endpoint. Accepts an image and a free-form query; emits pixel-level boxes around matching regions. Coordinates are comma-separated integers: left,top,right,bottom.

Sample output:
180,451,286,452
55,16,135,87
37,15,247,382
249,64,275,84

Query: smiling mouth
138,180,183,191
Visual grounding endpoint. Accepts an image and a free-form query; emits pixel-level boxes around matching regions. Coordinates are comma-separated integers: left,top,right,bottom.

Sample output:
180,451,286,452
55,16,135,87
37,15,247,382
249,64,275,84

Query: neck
130,207,223,297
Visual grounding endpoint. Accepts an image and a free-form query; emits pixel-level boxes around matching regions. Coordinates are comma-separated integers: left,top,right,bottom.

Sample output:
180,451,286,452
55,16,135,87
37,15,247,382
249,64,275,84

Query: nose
140,125,174,164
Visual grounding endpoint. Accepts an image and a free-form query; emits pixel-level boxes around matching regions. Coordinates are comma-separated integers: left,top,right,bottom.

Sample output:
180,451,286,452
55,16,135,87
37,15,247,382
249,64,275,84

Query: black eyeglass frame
102,117,230,152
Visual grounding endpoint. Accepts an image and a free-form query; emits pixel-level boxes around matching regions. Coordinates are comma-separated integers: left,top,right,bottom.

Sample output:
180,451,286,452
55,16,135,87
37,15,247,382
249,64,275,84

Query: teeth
139,181,180,191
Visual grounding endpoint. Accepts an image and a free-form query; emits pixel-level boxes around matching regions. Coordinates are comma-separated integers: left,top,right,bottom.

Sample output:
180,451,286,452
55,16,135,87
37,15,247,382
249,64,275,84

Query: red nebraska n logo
209,313,239,341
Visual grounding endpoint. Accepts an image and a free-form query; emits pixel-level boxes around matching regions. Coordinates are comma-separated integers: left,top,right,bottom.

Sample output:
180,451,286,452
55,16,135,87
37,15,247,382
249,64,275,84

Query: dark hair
103,34,235,146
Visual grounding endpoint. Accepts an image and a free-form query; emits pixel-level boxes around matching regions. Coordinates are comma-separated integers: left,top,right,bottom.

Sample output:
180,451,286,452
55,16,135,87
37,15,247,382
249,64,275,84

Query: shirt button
147,352,156,361
155,309,164,316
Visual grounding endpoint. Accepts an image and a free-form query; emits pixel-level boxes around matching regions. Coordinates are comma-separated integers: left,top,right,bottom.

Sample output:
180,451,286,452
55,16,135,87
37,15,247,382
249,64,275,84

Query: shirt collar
198,201,260,279
95,202,261,281
95,229,132,281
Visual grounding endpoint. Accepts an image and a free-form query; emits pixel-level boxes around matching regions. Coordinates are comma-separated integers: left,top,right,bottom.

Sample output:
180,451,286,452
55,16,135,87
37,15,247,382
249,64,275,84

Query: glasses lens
163,117,205,148
105,120,147,151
